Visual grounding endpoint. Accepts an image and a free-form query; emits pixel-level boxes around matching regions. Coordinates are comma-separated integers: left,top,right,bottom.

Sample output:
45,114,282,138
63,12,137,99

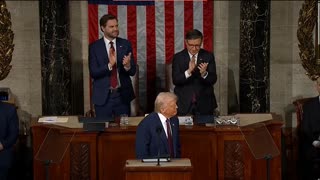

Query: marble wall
2,1,316,127
270,1,317,127
1,1,41,116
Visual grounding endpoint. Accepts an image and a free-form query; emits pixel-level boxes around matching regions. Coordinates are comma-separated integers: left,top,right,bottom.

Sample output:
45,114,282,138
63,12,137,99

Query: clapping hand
122,52,132,69
198,62,208,76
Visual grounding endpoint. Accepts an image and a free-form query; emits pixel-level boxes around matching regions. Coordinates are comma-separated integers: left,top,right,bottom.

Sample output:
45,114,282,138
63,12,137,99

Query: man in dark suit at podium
172,29,217,116
0,101,19,180
89,14,136,118
135,92,181,159
300,77,320,180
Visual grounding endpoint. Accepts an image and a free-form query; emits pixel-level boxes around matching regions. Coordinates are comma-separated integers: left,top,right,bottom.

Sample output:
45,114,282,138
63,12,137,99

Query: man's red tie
109,41,117,88
166,119,174,158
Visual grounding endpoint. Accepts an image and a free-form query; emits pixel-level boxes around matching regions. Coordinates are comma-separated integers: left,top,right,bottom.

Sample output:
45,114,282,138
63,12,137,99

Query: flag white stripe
98,5,106,39
174,1,184,53
155,2,166,89
193,1,203,34
136,6,147,108
117,6,127,39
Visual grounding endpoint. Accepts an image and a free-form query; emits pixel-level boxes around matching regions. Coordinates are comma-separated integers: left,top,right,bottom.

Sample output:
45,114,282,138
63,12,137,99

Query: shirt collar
157,113,168,124
188,52,198,59
103,37,116,47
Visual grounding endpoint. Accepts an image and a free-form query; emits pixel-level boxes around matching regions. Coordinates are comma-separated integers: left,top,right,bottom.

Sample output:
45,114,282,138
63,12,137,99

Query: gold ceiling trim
297,0,320,81
0,0,14,81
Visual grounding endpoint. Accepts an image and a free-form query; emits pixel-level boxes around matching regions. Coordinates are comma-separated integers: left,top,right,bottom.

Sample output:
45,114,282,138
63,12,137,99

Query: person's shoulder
116,37,130,44
0,101,15,111
303,96,319,109
139,113,157,123
173,49,188,57
199,48,214,55
89,38,104,47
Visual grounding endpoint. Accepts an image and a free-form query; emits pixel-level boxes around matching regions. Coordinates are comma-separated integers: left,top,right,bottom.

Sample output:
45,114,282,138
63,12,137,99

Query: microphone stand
264,154,272,180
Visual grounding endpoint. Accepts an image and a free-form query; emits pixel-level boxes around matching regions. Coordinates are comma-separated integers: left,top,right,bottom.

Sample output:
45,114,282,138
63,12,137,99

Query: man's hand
198,62,208,76
109,49,117,67
188,58,196,75
122,52,132,69
0,142,3,151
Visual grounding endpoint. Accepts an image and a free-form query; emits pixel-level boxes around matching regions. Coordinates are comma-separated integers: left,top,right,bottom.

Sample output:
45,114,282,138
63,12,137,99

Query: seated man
0,101,19,180
135,92,181,159
300,77,320,180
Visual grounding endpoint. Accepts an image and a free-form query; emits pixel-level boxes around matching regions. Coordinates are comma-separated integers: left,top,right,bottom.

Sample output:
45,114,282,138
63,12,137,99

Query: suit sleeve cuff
185,70,191,78
202,71,208,79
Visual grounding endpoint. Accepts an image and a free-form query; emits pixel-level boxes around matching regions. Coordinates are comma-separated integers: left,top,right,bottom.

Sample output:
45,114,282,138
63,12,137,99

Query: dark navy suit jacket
0,102,19,168
135,112,181,159
172,48,217,115
89,37,136,106
300,96,320,159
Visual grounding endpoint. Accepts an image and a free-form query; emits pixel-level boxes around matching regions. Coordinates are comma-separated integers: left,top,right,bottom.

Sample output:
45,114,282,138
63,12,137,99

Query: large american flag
88,0,213,112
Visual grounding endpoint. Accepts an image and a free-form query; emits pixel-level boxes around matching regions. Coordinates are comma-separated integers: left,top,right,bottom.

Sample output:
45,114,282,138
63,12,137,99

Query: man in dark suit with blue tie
0,101,19,180
300,77,320,180
135,92,181,159
172,29,217,116
89,14,136,119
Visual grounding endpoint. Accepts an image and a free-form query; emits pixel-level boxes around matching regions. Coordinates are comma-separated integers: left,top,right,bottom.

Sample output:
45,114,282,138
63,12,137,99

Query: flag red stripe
88,4,98,44
88,4,98,109
165,2,174,64
108,5,117,17
146,6,156,112
127,6,137,64
203,1,213,51
184,2,193,41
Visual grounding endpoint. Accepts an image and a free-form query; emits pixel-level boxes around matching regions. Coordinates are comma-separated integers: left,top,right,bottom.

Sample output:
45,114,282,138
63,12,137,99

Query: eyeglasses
186,42,201,49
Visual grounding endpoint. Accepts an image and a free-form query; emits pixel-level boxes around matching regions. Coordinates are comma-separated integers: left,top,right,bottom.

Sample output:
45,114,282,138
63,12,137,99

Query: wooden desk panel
125,159,192,180
32,125,98,180
98,128,137,180
32,120,282,180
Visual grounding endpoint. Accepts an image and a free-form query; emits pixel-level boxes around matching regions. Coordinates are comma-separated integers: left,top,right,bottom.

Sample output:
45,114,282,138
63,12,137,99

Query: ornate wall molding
0,0,14,81
297,0,320,81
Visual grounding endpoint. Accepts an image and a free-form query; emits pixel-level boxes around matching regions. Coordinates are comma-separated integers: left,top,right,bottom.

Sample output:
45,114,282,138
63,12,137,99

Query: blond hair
154,92,177,113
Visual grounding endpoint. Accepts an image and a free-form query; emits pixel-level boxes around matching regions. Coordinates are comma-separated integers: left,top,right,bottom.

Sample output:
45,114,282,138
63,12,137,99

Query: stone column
40,0,71,115
239,0,270,113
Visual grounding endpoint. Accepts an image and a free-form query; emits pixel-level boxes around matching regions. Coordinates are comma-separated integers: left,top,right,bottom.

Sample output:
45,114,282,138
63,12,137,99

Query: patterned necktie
191,54,196,64
109,41,117,88
166,119,174,158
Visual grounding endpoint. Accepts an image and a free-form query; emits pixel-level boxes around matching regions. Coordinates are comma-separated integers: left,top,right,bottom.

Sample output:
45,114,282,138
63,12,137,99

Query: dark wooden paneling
32,120,282,180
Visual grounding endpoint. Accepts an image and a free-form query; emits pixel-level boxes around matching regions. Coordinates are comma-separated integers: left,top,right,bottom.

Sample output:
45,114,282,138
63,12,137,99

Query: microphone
156,126,162,166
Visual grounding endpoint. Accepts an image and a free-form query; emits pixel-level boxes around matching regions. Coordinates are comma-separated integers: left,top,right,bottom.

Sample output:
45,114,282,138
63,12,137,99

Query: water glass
120,114,129,126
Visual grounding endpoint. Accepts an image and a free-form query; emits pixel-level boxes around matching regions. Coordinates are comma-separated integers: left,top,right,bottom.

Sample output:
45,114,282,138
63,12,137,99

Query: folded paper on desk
142,157,171,163
38,116,68,123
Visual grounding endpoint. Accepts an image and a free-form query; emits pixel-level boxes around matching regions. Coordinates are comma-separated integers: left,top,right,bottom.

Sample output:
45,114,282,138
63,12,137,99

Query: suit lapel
115,38,125,66
170,119,177,157
98,38,109,64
